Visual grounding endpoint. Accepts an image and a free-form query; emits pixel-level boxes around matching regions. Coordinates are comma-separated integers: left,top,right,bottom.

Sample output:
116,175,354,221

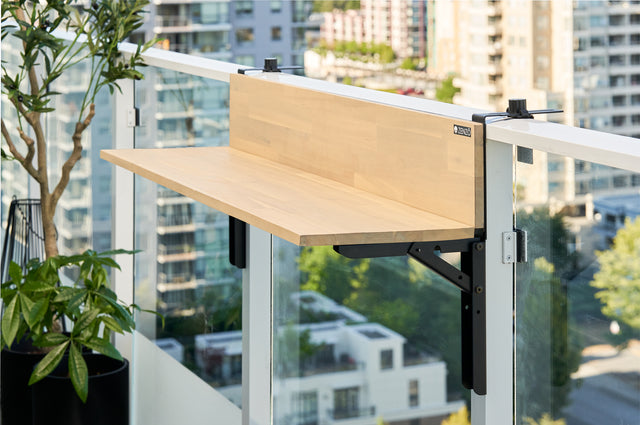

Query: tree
2,1,156,258
312,1,361,13
516,258,582,420
524,414,566,425
298,247,465,395
441,406,470,425
514,208,582,420
591,216,640,329
435,76,460,104
400,57,417,70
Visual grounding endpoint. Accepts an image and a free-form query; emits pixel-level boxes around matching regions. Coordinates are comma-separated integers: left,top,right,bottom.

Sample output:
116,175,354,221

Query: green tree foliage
435,76,461,104
274,325,324,377
516,208,577,278
316,40,396,64
524,414,566,425
441,406,470,425
313,1,361,13
515,208,582,420
591,217,640,329
298,247,464,394
400,57,418,70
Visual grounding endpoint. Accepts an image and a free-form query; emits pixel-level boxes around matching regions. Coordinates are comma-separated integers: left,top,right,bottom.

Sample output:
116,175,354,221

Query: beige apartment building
321,0,428,59
435,0,640,217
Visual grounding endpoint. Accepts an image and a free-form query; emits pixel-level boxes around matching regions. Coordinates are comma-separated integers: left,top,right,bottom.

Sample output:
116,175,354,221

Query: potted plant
1,0,157,423
1,250,153,424
1,0,156,258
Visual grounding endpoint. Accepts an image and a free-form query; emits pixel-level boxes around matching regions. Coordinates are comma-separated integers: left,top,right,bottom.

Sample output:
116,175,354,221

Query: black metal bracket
238,57,303,75
472,98,563,164
334,238,486,395
229,216,246,269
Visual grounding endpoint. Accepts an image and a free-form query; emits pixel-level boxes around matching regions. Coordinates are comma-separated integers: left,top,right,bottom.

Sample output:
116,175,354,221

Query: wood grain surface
101,147,475,246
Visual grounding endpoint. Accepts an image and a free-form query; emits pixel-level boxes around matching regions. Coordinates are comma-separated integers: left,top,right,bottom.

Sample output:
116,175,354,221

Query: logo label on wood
453,124,472,137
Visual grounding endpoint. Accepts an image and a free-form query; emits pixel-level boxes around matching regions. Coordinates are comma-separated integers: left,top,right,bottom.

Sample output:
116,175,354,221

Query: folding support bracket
334,238,487,395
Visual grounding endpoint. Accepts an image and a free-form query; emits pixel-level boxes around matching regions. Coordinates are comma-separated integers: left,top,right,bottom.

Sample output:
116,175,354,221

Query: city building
190,291,464,425
446,1,640,219
593,192,640,244
131,0,315,313
320,0,427,59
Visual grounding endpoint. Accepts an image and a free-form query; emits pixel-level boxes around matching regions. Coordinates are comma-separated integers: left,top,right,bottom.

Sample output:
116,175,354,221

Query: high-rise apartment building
133,0,315,313
446,0,640,216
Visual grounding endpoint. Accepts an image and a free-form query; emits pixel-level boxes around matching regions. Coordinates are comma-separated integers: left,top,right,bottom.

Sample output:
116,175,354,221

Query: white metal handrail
119,40,640,174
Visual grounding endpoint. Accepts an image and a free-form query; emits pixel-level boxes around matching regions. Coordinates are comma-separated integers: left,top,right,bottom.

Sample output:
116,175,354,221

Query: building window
235,54,255,67
610,75,626,87
632,75,640,86
589,36,605,48
590,55,606,68
292,391,318,425
609,15,625,26
609,55,625,66
632,34,640,45
292,27,306,50
292,0,311,23
632,54,640,65
613,175,628,188
270,0,282,13
271,26,282,41
235,0,253,17
612,95,626,107
589,15,607,27
236,28,254,46
609,34,625,46
333,387,359,419
380,349,393,370
409,380,419,407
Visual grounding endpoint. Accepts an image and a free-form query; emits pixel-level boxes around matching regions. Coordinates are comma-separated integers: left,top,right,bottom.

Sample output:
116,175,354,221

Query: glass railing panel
515,151,640,424
1,34,115,276
272,236,470,425
133,68,242,412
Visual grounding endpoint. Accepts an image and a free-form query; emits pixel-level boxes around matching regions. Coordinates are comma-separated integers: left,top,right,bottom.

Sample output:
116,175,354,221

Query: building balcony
327,406,376,421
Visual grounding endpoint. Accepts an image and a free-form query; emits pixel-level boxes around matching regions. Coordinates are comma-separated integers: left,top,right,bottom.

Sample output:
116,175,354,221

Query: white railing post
242,225,273,425
111,79,135,358
471,139,514,425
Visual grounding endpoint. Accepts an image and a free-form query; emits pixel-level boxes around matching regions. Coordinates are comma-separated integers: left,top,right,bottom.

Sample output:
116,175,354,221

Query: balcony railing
327,406,376,421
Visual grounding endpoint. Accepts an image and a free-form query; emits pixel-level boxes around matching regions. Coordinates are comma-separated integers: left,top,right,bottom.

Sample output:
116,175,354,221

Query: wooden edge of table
101,147,476,247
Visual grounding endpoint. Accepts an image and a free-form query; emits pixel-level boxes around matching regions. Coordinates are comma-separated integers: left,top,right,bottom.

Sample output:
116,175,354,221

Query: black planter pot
1,339,46,425
31,354,129,425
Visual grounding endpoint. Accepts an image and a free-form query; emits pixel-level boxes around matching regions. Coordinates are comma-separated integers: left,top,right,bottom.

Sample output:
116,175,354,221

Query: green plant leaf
1,295,21,347
69,343,88,403
67,290,88,313
19,293,35,327
29,340,69,385
101,315,123,333
28,298,49,328
81,337,122,361
36,332,69,347
72,308,100,336
8,261,22,284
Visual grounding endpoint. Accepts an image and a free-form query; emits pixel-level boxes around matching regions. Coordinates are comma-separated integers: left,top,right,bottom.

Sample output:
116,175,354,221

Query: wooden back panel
229,74,484,229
